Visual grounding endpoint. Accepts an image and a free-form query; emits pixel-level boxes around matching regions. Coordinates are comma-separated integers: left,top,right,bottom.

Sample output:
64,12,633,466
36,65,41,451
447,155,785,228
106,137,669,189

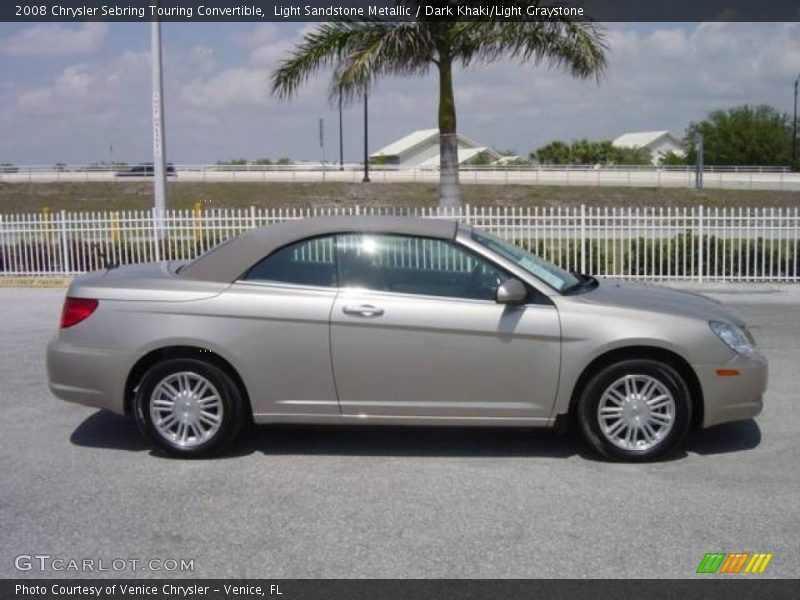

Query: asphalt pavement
0,286,798,579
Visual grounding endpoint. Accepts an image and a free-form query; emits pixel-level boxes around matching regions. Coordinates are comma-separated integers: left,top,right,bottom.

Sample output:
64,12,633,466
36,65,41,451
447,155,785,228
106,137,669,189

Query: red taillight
60,297,98,328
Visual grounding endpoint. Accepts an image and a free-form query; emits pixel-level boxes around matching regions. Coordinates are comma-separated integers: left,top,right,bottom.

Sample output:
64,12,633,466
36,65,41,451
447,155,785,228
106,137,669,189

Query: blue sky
0,21,798,164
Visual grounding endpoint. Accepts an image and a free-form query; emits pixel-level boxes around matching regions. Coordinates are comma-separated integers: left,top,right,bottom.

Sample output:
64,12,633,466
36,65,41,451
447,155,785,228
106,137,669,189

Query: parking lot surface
1,287,798,578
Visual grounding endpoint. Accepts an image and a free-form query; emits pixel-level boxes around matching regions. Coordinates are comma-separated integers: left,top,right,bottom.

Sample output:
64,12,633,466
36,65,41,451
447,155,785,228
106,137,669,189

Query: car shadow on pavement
684,419,761,455
70,410,150,452
234,425,582,459
69,410,761,461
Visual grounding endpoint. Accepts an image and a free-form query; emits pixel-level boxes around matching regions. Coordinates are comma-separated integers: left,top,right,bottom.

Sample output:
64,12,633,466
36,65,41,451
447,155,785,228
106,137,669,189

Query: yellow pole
111,211,120,244
42,206,51,239
193,202,203,242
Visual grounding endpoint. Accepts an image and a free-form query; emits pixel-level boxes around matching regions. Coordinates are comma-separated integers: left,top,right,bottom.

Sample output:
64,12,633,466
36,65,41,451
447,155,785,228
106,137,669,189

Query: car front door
330,233,561,420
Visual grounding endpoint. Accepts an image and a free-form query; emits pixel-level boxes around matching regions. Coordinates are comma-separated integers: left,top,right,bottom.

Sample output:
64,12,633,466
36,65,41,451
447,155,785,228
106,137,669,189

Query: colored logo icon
697,552,773,574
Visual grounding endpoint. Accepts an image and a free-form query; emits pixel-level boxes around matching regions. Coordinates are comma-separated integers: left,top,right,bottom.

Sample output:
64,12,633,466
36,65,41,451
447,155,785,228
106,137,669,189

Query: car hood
574,278,745,326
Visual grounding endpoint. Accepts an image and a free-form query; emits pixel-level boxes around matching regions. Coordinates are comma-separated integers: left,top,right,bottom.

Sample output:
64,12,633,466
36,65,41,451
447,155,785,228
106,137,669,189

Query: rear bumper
46,337,130,415
695,352,768,428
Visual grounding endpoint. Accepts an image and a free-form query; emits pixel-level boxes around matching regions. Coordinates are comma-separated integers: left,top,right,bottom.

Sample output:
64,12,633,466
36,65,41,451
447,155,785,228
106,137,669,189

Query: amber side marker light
715,368,741,377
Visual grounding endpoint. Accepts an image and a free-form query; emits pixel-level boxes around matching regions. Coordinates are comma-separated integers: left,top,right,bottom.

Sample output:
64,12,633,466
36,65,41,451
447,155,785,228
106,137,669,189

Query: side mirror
495,278,527,305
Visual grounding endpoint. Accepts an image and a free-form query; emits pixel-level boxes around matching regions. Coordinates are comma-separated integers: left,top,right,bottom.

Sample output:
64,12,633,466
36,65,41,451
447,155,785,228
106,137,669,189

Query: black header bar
3,0,800,23
3,579,800,600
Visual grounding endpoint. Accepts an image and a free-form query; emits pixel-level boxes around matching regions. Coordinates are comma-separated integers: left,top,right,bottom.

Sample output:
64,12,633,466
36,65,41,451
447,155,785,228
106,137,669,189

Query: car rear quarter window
244,236,337,287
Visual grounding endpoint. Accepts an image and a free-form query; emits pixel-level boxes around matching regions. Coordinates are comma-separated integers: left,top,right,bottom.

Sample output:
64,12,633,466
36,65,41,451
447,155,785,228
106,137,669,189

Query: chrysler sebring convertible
47,216,767,460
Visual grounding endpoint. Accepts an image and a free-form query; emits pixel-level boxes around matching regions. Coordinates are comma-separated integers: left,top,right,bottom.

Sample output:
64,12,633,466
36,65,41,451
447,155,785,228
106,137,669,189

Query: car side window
336,234,506,301
244,236,337,287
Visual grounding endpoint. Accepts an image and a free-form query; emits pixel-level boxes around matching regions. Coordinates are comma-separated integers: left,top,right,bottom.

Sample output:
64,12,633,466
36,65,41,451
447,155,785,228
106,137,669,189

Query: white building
370,128,503,167
612,131,686,164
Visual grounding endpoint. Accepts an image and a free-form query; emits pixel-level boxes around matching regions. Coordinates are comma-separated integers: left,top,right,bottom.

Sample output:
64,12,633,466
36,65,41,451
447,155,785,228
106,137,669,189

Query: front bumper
695,351,768,428
46,337,130,415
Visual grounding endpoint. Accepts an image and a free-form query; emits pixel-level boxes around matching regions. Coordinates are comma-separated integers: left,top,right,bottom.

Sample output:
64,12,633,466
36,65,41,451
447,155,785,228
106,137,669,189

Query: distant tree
464,151,496,166
531,139,651,165
275,157,293,165
685,105,793,166
531,140,571,164
659,151,688,166
607,145,652,165
370,155,392,166
504,157,533,166
569,138,608,164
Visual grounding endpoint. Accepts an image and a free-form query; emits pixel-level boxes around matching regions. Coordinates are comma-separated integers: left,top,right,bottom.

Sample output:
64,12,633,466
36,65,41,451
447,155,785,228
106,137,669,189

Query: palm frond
331,21,435,102
272,20,435,104
271,22,357,100
448,8,607,81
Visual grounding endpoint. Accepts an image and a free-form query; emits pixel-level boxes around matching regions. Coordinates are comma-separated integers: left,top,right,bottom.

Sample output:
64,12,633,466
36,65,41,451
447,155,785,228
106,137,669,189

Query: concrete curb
0,277,71,287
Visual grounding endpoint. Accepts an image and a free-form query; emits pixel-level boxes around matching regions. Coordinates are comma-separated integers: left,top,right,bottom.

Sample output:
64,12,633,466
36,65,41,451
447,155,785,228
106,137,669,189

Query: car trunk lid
67,261,230,302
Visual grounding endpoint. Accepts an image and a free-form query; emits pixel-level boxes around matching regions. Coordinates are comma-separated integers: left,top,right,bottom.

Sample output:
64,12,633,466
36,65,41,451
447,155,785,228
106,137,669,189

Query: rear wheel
577,359,691,461
134,358,245,458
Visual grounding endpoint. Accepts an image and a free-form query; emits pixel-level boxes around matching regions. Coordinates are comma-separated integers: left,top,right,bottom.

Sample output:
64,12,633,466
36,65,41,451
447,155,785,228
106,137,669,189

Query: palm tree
271,4,607,208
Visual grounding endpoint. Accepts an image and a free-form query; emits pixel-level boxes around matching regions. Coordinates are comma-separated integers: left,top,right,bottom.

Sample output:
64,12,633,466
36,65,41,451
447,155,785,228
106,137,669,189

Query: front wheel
134,358,245,458
577,359,691,461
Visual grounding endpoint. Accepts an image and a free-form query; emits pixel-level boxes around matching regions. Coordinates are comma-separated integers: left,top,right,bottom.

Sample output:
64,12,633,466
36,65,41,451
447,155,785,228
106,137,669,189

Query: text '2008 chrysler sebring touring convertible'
47,216,767,460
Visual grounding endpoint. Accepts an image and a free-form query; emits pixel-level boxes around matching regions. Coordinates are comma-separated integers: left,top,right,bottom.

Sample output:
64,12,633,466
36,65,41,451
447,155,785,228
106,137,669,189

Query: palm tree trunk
437,57,461,209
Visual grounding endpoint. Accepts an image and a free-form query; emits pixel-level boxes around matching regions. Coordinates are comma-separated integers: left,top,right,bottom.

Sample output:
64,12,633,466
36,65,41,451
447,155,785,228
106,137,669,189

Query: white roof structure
373,129,440,157
612,131,678,148
417,147,500,167
612,131,686,164
371,129,503,166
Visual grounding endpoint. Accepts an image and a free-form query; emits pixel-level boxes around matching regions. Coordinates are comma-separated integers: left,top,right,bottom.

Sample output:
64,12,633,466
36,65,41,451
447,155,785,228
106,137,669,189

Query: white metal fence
1,205,799,282
2,164,800,191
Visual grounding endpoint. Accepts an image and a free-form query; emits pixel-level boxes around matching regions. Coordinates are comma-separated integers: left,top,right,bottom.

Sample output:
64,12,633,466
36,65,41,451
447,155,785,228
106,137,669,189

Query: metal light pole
362,90,370,183
792,74,799,172
319,117,326,181
695,132,704,193
150,15,168,241
338,95,344,171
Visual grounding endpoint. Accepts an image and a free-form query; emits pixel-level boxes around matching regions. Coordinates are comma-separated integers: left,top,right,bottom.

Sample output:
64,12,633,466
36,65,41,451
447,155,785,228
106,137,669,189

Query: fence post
698,205,704,283
580,204,586,274
59,210,69,275
250,205,256,230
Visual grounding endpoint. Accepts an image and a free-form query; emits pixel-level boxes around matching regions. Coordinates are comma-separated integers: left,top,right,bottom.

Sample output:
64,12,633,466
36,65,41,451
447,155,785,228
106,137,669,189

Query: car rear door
329,233,561,420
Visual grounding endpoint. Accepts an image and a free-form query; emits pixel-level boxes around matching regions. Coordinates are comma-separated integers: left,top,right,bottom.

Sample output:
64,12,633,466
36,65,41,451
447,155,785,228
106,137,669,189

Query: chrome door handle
342,304,384,317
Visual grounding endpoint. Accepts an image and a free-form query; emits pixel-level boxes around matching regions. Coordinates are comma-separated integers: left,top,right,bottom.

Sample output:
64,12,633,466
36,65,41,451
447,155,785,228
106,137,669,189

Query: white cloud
181,67,272,109
0,23,107,56
234,23,297,66
14,51,149,117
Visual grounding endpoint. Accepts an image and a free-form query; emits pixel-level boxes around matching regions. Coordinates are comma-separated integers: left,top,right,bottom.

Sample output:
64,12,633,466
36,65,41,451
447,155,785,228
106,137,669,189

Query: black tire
133,358,246,458
577,359,691,461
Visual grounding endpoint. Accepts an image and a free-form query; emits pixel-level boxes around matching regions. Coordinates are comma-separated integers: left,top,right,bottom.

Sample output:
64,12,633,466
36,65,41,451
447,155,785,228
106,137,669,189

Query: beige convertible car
47,217,767,460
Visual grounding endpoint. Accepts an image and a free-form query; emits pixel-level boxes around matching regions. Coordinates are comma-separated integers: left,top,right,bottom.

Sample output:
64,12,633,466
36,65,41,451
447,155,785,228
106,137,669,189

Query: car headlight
709,321,755,358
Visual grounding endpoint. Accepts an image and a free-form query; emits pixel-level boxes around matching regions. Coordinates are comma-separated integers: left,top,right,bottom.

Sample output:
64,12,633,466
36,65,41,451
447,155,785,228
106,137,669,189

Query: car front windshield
471,229,580,292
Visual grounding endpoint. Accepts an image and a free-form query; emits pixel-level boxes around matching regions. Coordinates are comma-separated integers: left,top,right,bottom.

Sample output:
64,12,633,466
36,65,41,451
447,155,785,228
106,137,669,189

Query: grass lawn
1,181,799,214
